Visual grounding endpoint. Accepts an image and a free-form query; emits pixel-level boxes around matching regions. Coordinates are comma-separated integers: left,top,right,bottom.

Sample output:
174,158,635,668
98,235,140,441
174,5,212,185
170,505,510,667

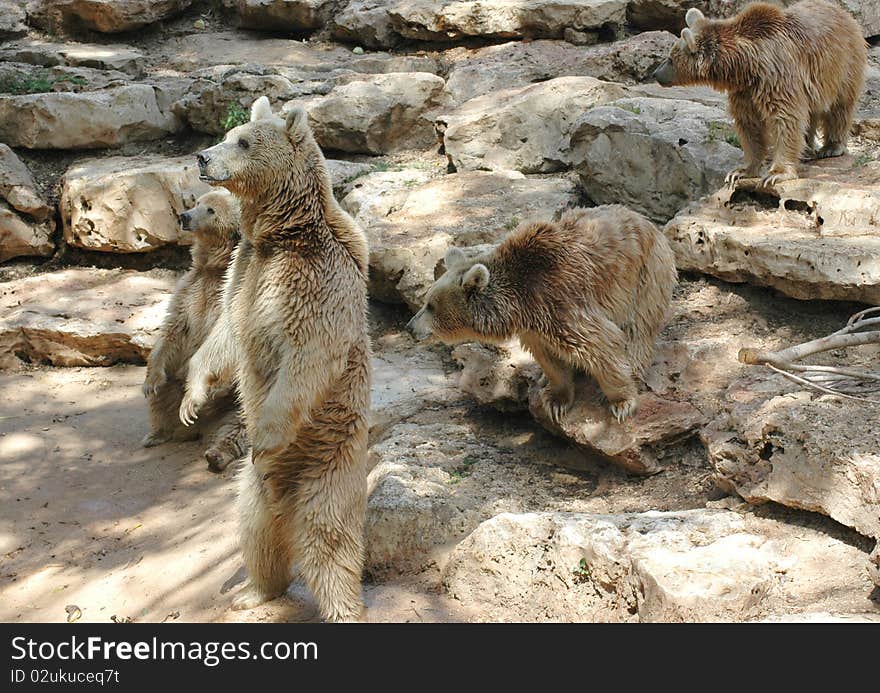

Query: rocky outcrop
664,160,880,304
340,169,580,307
567,96,741,222
296,72,447,155
0,39,145,77
0,1,27,37
329,0,398,48
224,0,332,33
440,77,628,174
0,85,180,149
0,145,54,262
0,268,174,368
26,0,193,34
61,155,210,253
443,510,790,622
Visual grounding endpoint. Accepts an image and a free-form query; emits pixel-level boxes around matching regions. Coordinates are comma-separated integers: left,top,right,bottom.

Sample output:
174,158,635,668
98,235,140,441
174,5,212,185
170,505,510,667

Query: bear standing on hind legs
653,0,867,187
179,96,371,622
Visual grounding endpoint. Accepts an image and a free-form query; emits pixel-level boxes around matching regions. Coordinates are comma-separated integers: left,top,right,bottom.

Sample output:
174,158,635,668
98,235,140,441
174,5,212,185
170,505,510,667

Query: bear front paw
541,385,575,424
142,369,167,398
610,398,638,424
761,166,797,188
179,388,207,426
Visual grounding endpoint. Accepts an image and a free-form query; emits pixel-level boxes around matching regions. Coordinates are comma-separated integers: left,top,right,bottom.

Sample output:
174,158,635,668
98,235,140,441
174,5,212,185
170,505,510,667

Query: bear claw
610,399,638,424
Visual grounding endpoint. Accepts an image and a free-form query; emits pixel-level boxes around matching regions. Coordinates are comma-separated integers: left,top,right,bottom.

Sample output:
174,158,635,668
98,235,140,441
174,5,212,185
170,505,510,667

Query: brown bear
407,205,677,423
141,189,242,452
179,96,371,622
653,1,867,187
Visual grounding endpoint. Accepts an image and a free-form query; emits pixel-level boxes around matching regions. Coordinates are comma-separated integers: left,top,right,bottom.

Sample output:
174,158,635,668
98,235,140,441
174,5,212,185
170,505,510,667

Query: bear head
653,8,711,86
406,246,495,345
178,189,240,243
195,95,318,200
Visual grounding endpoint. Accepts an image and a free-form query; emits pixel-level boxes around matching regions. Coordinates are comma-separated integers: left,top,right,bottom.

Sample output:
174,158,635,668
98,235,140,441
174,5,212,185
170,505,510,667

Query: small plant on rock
221,102,250,132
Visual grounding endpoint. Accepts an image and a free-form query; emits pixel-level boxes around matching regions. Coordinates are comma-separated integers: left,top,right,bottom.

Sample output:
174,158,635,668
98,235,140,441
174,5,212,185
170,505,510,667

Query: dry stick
738,308,880,404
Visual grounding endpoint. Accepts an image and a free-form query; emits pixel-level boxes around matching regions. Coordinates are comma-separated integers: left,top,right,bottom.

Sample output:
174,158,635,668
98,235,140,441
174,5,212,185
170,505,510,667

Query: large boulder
442,33,674,105
442,508,868,622
567,96,742,222
329,0,399,49
0,145,54,263
297,72,447,154
0,85,180,149
26,0,193,34
439,77,629,173
340,169,581,307
0,268,174,368
0,1,27,37
0,40,145,77
626,0,704,32
387,0,628,42
664,159,880,304
223,0,332,32
61,155,210,253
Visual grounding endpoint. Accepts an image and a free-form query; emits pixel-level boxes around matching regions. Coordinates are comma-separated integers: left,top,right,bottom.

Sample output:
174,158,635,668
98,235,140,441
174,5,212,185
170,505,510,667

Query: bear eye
207,207,215,215
238,137,250,150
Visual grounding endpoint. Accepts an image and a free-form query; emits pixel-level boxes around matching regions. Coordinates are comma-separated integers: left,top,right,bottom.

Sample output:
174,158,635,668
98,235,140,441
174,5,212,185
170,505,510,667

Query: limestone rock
567,96,741,222
0,145,55,263
26,0,193,34
330,0,399,48
0,203,54,263
0,40,146,78
388,0,628,42
705,390,880,542
439,76,629,173
0,268,174,368
0,85,180,150
0,145,51,223
626,0,704,32
452,342,538,412
442,32,675,105
340,170,580,307
0,1,27,37
299,72,447,154
61,155,210,253
664,159,880,304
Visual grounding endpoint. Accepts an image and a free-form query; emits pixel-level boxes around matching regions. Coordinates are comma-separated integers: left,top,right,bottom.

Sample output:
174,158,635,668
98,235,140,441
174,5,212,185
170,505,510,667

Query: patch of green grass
854,152,873,167
572,558,591,584
221,102,250,132
0,70,87,95
504,215,521,231
706,121,741,149
617,102,641,115
447,456,479,484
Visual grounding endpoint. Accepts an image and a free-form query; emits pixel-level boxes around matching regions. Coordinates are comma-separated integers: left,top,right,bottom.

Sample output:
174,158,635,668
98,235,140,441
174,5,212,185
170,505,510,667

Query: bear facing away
653,0,867,187
141,189,241,450
407,205,677,423
179,96,371,622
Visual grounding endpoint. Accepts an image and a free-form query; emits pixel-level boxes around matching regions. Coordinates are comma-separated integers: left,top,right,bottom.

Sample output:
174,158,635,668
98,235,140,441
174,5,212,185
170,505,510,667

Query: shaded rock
388,0,628,42
172,64,333,136
452,342,538,412
442,509,788,622
330,0,399,48
224,0,332,32
442,32,675,105
568,96,741,222
324,159,373,197
0,203,54,263
0,85,180,150
870,543,879,588
0,268,174,368
664,159,880,304
26,0,193,34
298,72,447,154
340,169,580,307
626,0,703,32
705,389,880,542
0,145,55,263
0,1,27,37
61,155,210,253
439,76,628,173
0,40,145,78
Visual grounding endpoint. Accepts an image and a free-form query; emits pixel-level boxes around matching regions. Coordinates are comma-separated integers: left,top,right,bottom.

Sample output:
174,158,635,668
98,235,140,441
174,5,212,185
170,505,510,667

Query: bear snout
197,153,210,173
179,211,192,230
653,59,675,86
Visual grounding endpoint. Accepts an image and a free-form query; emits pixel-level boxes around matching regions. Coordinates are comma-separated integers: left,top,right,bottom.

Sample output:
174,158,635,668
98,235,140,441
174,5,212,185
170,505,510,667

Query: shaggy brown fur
142,189,241,450
653,0,867,186
180,96,370,622
407,205,677,423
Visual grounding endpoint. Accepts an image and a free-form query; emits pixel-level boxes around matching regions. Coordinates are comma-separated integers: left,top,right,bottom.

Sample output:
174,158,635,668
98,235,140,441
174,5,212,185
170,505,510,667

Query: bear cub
408,205,677,423
654,0,867,187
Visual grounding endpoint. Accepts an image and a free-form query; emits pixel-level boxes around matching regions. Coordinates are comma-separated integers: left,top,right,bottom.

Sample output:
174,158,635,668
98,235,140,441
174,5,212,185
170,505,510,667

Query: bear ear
250,96,273,122
444,246,466,268
462,263,490,293
685,7,706,29
285,107,310,137
680,27,697,52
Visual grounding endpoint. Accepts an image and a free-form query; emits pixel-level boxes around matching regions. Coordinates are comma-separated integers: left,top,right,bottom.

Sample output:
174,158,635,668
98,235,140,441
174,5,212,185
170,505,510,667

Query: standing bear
179,96,371,622
653,0,867,187
407,205,677,423
142,188,244,461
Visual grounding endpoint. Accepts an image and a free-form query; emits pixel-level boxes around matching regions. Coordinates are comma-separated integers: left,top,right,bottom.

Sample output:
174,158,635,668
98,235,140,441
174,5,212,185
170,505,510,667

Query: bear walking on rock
142,189,241,450
653,0,867,187
407,205,677,423
179,96,371,622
